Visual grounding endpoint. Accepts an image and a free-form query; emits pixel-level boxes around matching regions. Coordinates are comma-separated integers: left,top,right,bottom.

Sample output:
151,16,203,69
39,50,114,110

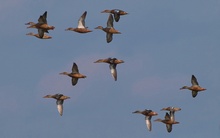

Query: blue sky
1,0,220,137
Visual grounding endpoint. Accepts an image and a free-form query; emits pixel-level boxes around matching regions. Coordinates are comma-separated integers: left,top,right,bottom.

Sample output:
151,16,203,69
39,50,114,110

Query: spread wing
109,64,117,81
38,11,47,23
106,33,113,43
78,11,87,28
165,112,170,120
191,75,199,85
113,13,120,22
192,91,198,98
145,116,152,131
72,78,78,86
169,111,175,122
56,100,63,116
42,11,47,20
166,124,172,133
38,29,45,38
107,14,114,28
72,63,79,73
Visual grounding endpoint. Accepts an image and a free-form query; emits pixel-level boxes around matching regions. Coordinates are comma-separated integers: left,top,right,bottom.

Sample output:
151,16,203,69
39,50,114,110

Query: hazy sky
1,0,220,138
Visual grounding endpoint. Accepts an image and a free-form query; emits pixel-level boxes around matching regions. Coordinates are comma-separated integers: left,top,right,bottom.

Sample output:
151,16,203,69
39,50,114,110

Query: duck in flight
43,94,70,116
94,58,124,81
133,109,158,131
95,14,121,43
180,75,206,98
60,62,86,86
26,32,52,39
65,11,92,33
101,9,128,22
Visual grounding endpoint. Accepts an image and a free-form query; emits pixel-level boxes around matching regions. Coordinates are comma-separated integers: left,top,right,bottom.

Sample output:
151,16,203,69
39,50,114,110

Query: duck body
65,28,92,33
28,23,55,30
95,26,121,34
60,72,86,78
180,75,206,98
181,85,206,91
60,62,86,86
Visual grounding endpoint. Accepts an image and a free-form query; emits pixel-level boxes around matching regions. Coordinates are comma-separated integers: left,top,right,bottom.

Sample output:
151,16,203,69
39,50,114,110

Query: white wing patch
110,67,117,81
145,116,152,131
57,104,63,116
78,21,85,28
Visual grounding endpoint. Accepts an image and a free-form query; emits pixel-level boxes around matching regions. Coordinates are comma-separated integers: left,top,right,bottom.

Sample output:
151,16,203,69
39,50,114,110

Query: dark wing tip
43,11,47,16
192,91,198,98
82,11,87,17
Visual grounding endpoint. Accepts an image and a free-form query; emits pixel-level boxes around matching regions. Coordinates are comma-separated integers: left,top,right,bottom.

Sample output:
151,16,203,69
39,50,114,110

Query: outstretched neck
132,110,142,114
65,27,75,31
59,72,69,75
154,119,162,122
180,86,190,90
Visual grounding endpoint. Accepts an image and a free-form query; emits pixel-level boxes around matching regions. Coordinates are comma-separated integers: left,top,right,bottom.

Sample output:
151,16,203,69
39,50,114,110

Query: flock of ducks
25,9,127,115
133,75,206,133
25,10,207,133
133,107,181,133
25,9,128,43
